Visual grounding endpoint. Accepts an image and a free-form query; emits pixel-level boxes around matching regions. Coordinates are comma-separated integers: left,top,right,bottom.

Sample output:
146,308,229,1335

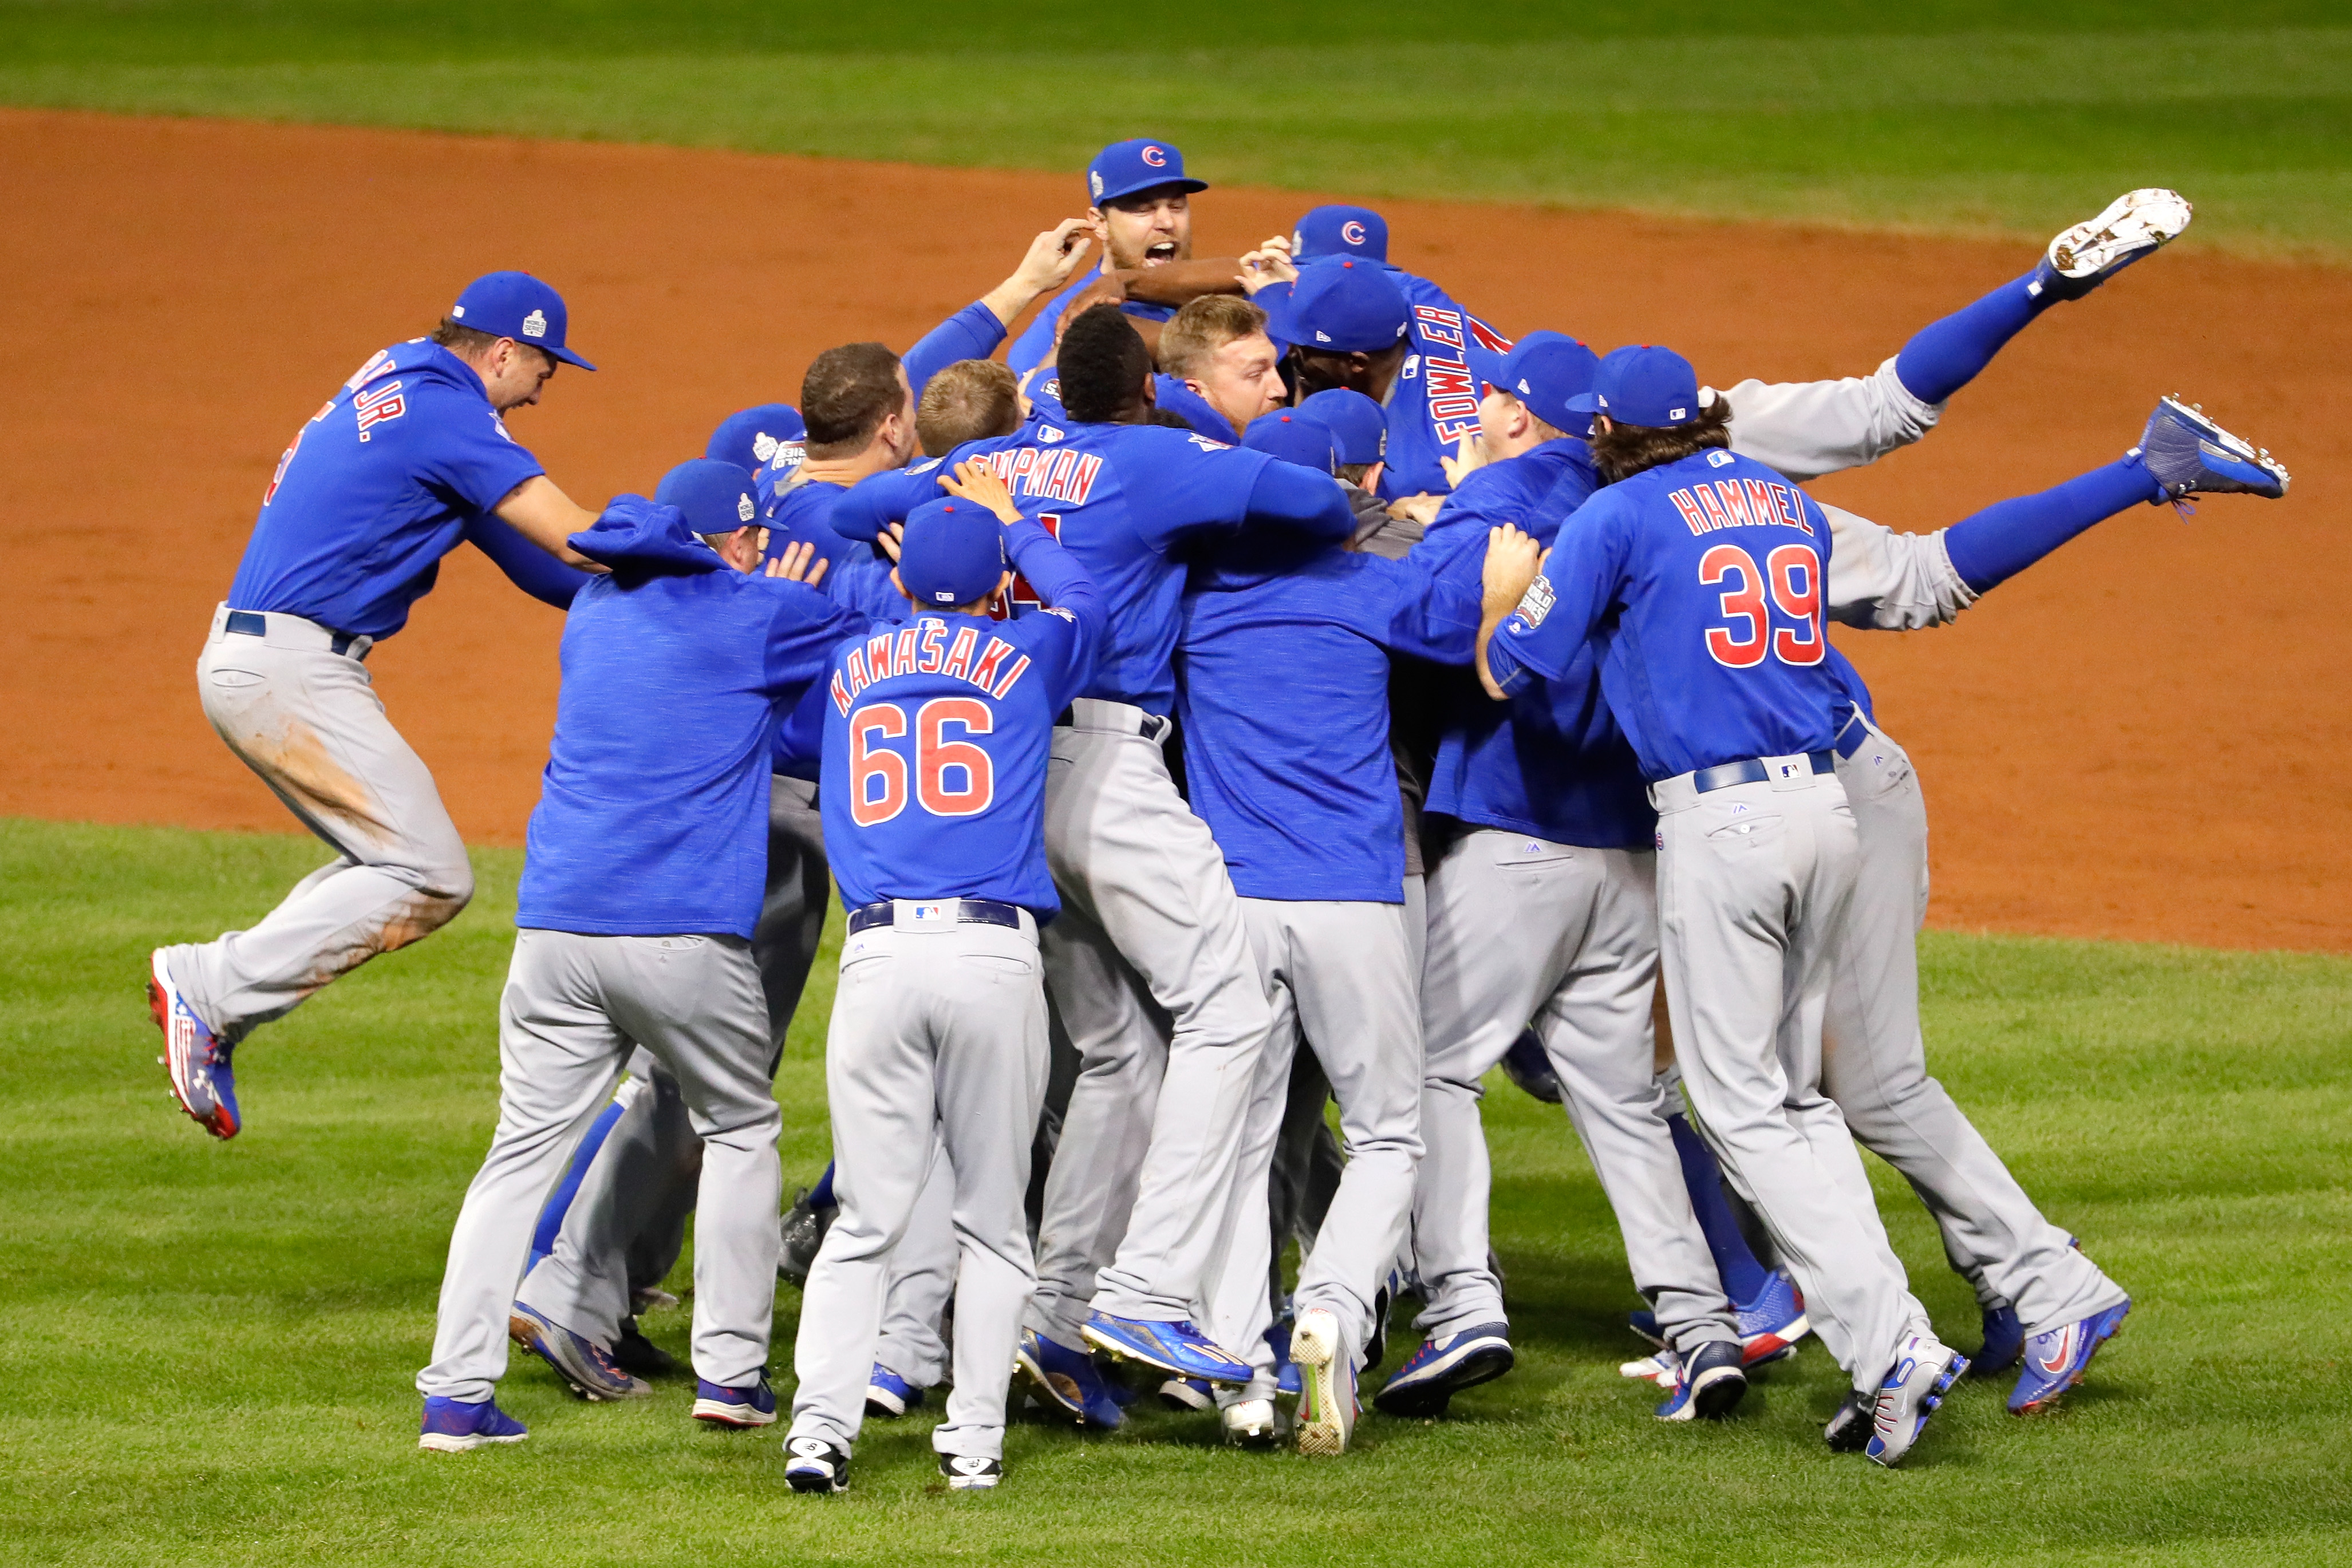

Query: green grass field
2,3,2347,259
3,816,2347,1566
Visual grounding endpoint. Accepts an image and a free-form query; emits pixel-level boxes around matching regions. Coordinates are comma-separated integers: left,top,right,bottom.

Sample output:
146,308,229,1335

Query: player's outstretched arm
495,476,607,570
462,513,591,607
977,219,1095,328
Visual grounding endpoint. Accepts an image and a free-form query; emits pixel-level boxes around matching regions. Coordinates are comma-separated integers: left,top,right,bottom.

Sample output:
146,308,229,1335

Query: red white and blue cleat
1372,1321,1514,1417
148,949,239,1139
694,1373,778,1427
1865,1333,1968,1468
2136,398,2289,509
1734,1268,1809,1368
863,1364,923,1419
418,1395,528,1452
2009,1299,2130,1415
1654,1340,1747,1422
1082,1312,1254,1385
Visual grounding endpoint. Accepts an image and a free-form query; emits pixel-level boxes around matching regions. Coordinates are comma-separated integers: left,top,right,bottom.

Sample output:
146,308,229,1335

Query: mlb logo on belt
909,902,950,923
1773,760,1804,780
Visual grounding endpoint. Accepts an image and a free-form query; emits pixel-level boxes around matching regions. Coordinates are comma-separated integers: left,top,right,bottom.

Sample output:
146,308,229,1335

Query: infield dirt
3,109,2345,951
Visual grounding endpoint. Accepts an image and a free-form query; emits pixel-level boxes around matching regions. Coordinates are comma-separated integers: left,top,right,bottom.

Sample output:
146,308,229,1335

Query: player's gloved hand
941,459,1026,524
762,539,830,586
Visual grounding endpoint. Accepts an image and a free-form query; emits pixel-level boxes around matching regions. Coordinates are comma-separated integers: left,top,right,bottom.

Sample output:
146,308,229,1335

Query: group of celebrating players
146,136,2290,1492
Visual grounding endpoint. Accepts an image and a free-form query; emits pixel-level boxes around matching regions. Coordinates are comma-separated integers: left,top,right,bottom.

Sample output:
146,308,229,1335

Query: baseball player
1006,141,1209,377
829,304,1358,1419
1175,409,1497,1453
1153,295,1291,442
782,471,1105,1495
416,459,859,1450
148,272,610,1140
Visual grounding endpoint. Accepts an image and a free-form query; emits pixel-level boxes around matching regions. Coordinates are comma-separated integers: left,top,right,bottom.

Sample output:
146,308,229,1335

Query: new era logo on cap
1315,330,1332,343
521,309,547,339
450,305,466,319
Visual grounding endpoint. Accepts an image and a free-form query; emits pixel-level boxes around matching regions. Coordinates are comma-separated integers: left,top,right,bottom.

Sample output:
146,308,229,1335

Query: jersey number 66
849,698,997,826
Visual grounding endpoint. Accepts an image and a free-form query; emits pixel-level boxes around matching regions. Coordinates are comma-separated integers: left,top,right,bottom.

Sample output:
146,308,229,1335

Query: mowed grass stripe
0,815,2346,1565
2,30,2349,257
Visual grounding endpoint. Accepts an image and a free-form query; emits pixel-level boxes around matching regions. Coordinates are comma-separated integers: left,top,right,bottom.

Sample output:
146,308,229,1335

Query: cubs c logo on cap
1341,220,1368,247
1141,145,1166,167
521,309,547,339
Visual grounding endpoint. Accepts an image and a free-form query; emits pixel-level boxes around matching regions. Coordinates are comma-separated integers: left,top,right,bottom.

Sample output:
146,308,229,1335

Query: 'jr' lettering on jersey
828,621,1033,713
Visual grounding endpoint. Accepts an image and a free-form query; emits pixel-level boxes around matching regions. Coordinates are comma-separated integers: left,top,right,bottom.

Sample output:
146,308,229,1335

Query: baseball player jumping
150,273,610,1140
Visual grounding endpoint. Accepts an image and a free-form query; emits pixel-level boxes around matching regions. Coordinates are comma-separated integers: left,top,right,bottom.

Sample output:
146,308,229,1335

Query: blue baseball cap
1267,259,1410,356
1298,388,1387,465
707,404,807,473
1486,334,1602,435
1241,410,1339,476
899,496,1008,607
1087,138,1208,206
448,271,595,370
1565,345,1704,428
654,459,759,536
1291,205,1389,263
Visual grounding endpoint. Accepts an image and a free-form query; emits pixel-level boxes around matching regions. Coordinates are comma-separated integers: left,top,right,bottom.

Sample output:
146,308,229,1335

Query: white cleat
1291,1307,1357,1457
1221,1397,1284,1447
2034,188,2193,301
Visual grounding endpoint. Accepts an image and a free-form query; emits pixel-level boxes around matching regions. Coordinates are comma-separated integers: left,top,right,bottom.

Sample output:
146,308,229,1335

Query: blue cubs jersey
1378,283,1513,503
518,498,866,939
835,421,1315,716
1413,439,1653,850
1180,534,1479,903
228,339,547,639
1025,371,1232,444
1490,448,1841,781
1006,265,1177,378
760,477,903,621
822,522,1104,919
1824,640,1875,725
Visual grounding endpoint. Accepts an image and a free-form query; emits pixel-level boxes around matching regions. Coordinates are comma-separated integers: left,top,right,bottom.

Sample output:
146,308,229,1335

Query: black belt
1691,749,1836,795
847,898,1026,935
225,609,365,658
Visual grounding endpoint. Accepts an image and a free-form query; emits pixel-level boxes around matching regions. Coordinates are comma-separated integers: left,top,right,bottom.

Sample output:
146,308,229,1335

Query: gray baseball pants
1413,830,1737,1352
1719,357,1943,483
787,911,1049,1463
1654,763,1929,1395
1206,899,1424,1396
418,930,782,1403
1825,719,2127,1333
875,1156,957,1388
164,607,473,1044
1027,704,1271,1340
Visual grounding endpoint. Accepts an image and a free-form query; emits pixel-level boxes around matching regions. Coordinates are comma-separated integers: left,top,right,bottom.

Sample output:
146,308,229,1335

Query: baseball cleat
508,1302,651,1401
418,1395,528,1452
693,1373,778,1427
611,1317,680,1379
1971,1303,2026,1379
939,1452,1003,1491
1291,1308,1358,1456
1082,1312,1254,1385
1823,1389,1871,1454
1016,1328,1123,1428
778,1183,836,1287
2031,188,2193,302
1222,1396,1285,1447
865,1364,924,1419
2009,1298,2130,1415
1371,1321,1514,1418
1363,1273,1399,1370
2137,397,2289,505
149,950,239,1139
1864,1333,1968,1468
1655,1338,1747,1421
1499,1028,1563,1104
1158,1376,1213,1412
632,1286,681,1314
783,1435,851,1494
1735,1267,1810,1368
1621,1346,1680,1388
1626,1308,1668,1349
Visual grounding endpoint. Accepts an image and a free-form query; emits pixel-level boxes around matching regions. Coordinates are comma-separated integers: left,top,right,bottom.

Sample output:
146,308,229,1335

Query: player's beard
1111,231,1190,271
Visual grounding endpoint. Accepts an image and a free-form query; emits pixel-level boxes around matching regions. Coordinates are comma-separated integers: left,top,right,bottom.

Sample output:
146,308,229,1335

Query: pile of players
145,136,2291,1492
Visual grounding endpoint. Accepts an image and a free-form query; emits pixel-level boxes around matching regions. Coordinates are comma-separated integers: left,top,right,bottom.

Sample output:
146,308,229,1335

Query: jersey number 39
1698,543,1823,669
848,698,996,826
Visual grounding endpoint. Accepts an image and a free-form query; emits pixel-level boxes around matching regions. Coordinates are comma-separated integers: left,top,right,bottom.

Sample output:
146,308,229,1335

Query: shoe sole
417,1430,527,1452
2050,189,2192,281
1015,1348,1114,1428
1158,1380,1213,1413
864,1389,912,1419
2010,1304,2129,1415
1224,1406,1281,1447
149,955,236,1139
1371,1340,1513,1419
1292,1312,1352,1457
1867,1349,1968,1468
786,1468,847,1494
1080,1323,1249,1386
946,1475,999,1491
694,1400,779,1427
1691,1364,1749,1420
508,1312,650,1402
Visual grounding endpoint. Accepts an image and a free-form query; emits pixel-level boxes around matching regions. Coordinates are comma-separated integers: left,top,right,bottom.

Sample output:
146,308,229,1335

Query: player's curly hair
803,342,907,457
1059,304,1153,422
1588,395,1734,485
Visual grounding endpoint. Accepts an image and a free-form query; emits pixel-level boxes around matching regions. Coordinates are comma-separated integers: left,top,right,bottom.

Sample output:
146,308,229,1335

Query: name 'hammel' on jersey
828,617,1036,715
1668,459,1817,539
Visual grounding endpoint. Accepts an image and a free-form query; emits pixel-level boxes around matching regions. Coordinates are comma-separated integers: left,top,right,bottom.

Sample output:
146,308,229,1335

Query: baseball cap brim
1562,392,1603,414
544,344,597,372
1096,175,1210,205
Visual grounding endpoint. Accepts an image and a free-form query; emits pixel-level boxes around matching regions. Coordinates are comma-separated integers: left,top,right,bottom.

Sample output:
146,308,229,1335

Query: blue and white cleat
865,1364,924,1419
1082,1313,1253,1385
694,1373,778,1427
783,1435,850,1494
1864,1333,1968,1468
1291,1308,1358,1455
1655,1339,1747,1421
1158,1376,1213,1412
1736,1268,1810,1368
1972,1303,2026,1378
419,1395,528,1452
2030,188,2193,302
1371,1321,1514,1418
148,949,239,1139
2137,397,2289,507
1016,1328,1123,1428
508,1302,650,1401
2010,1299,2130,1415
